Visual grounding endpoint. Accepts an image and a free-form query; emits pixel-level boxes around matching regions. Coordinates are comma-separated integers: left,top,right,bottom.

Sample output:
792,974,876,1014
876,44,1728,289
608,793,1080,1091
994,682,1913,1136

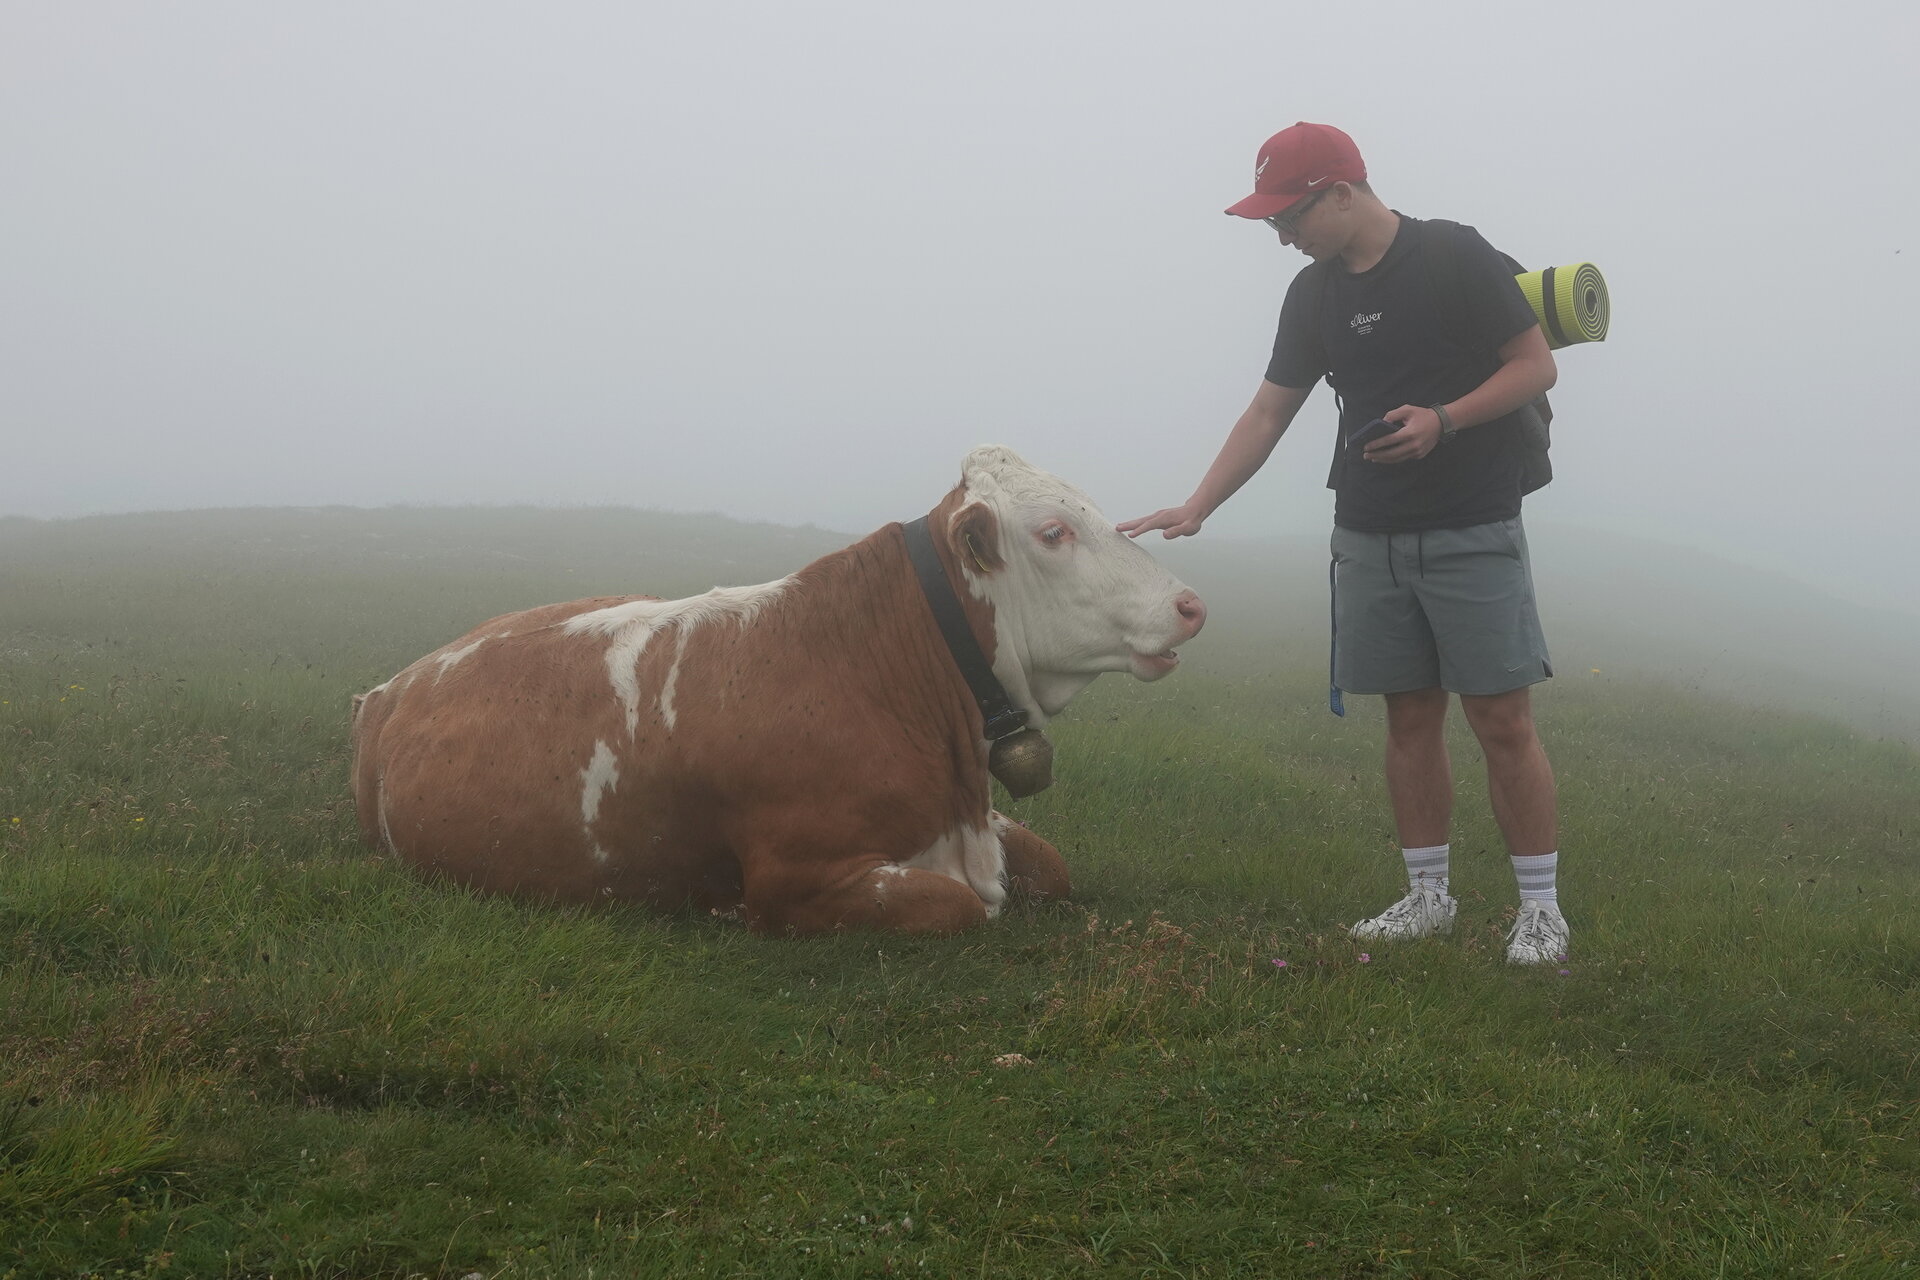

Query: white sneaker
1506,900,1570,965
1349,884,1456,942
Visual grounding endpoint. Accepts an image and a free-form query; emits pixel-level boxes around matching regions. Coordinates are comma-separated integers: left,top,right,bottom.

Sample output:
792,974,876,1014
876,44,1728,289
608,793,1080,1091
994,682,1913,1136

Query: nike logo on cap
1306,175,1330,187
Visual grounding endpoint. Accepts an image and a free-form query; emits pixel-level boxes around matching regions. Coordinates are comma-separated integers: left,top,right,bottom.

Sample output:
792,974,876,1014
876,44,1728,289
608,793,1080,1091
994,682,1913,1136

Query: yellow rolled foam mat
1516,262,1609,349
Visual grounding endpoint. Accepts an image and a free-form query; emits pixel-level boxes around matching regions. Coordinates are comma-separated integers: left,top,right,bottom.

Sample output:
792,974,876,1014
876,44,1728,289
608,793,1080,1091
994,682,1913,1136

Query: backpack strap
1421,217,1501,364
1304,258,1340,411
1301,257,1351,490
1535,265,1572,348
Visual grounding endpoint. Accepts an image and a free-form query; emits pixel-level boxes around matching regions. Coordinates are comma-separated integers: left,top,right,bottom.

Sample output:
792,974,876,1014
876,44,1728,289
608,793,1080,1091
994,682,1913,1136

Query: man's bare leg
1384,686,1452,848
1459,687,1556,856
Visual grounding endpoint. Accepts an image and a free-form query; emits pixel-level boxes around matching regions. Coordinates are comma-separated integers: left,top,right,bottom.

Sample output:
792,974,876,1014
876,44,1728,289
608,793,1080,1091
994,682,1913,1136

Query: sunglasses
1263,188,1331,235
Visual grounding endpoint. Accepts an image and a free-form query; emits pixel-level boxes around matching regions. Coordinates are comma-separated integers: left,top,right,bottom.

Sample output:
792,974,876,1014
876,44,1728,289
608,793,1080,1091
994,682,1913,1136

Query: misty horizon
7,498,1916,744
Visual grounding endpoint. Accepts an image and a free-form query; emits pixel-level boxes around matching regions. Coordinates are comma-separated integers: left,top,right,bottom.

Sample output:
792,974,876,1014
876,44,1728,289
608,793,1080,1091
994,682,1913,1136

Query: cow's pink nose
1174,590,1206,637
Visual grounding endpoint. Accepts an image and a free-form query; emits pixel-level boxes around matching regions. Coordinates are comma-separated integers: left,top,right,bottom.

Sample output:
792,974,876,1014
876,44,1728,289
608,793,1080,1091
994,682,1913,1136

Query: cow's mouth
1131,648,1181,680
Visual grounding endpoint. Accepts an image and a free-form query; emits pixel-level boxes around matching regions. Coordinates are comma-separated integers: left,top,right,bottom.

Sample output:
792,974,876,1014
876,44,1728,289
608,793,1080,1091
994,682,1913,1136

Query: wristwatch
1430,403,1457,445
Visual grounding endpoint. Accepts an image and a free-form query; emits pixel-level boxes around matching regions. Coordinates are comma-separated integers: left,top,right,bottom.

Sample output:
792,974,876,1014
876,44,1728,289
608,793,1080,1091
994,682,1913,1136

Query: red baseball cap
1225,122,1367,219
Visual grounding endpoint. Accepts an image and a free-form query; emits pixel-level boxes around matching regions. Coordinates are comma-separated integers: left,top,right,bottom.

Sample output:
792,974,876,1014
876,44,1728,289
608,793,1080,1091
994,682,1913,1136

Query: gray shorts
1330,517,1552,697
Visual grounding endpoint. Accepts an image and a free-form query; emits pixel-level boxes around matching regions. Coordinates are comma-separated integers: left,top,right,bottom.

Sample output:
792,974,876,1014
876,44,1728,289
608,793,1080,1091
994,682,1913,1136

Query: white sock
1402,843,1450,895
1512,851,1559,906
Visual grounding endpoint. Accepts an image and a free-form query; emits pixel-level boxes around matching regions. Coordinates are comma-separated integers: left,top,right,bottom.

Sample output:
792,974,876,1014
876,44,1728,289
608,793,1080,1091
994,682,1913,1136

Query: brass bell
988,727,1055,798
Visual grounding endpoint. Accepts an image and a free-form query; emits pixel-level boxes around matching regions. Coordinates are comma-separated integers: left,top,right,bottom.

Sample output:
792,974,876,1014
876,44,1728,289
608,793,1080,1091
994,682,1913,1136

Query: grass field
3,509,1917,1278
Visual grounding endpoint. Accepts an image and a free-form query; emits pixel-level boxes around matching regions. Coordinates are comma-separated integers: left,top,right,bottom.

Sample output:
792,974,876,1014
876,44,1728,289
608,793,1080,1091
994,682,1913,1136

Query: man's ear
949,502,1005,575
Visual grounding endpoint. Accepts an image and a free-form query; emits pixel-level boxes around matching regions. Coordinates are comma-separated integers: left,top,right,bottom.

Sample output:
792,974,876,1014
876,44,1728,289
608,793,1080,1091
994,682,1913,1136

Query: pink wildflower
1357,953,1371,964
1272,959,1288,969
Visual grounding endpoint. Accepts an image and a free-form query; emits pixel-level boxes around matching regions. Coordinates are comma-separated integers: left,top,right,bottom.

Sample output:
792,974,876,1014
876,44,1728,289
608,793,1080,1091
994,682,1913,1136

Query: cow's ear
950,502,1006,575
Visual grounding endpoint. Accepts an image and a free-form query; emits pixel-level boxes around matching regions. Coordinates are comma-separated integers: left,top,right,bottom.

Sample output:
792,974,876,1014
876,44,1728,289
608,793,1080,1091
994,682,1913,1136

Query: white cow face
952,446,1206,719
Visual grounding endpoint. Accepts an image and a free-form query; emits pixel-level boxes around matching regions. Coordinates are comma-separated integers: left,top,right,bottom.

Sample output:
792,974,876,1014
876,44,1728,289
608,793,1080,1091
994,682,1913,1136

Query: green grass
2,509,1917,1278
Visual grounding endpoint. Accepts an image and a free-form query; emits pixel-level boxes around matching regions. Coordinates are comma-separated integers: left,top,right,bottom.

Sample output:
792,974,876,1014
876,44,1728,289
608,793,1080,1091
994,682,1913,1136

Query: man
1119,122,1569,965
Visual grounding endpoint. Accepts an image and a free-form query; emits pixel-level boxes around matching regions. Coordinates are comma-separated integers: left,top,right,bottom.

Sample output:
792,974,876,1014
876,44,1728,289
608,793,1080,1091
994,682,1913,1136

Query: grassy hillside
2,507,1916,1278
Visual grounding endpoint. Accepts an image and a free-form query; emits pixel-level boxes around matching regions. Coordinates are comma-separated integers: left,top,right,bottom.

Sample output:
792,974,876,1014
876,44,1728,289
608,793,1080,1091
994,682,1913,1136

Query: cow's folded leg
992,812,1071,902
742,861,991,937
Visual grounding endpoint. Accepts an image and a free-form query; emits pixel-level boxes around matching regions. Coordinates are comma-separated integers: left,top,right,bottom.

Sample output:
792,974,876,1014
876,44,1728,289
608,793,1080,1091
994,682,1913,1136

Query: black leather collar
901,516,1029,742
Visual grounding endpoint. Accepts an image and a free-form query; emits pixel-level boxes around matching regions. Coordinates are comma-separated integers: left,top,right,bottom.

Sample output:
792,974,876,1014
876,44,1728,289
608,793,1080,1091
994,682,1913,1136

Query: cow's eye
1039,523,1071,545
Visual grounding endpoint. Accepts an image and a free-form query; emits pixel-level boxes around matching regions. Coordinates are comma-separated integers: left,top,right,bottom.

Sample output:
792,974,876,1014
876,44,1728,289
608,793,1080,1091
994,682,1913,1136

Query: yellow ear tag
963,533,990,574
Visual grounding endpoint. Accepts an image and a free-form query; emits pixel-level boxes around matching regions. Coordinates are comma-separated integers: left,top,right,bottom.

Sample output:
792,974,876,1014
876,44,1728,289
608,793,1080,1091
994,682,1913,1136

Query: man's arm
1441,323,1558,430
1118,379,1313,538
1361,326,1558,464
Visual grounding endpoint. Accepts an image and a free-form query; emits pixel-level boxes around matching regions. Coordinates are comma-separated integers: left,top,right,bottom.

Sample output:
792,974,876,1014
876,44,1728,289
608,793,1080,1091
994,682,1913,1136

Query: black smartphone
1346,417,1400,454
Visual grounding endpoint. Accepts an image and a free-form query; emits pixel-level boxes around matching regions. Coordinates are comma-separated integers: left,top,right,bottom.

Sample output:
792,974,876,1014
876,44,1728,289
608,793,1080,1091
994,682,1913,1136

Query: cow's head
946,445,1205,721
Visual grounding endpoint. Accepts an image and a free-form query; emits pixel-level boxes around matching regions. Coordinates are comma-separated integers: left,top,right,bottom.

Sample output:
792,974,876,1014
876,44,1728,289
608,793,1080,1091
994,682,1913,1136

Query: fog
5,1,1916,623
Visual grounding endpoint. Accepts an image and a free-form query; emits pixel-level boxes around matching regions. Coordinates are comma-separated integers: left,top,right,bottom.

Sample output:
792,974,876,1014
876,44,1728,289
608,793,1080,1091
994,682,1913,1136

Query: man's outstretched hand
1117,503,1207,539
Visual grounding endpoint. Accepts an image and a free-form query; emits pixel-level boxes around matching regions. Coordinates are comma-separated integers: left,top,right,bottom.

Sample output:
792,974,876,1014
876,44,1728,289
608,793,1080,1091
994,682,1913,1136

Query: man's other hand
1363,405,1442,463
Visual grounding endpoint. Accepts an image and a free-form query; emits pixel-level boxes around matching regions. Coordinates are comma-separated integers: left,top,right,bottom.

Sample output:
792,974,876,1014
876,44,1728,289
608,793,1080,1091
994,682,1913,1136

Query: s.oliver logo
1350,311,1383,335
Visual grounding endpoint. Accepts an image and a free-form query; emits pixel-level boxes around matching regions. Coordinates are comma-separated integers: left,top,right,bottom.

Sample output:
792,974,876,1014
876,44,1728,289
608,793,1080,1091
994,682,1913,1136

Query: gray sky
5,1,1916,614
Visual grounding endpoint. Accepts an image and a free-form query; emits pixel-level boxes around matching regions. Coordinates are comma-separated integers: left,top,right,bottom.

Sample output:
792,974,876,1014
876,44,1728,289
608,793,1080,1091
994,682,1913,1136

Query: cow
350,446,1206,935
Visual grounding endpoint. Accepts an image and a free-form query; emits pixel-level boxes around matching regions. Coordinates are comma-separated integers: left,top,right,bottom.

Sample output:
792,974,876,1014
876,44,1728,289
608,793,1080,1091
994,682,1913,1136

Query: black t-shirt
1265,215,1541,533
